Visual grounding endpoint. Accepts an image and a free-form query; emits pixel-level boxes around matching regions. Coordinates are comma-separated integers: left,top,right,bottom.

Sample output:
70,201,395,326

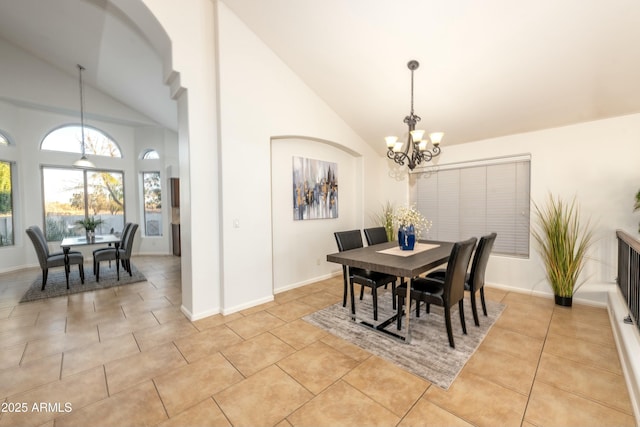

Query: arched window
41,125,122,157
0,132,9,146
142,149,160,160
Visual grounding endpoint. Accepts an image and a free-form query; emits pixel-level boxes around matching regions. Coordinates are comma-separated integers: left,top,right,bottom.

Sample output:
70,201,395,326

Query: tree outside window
42,167,125,241
0,160,13,246
143,172,162,236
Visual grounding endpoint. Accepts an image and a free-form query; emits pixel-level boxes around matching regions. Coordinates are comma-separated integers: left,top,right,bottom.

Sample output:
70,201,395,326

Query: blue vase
398,225,416,251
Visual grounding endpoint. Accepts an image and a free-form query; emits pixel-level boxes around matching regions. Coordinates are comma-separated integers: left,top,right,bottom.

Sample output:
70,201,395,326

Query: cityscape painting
292,156,338,220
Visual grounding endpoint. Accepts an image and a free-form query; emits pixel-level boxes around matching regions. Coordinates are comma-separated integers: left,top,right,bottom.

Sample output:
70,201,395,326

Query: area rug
20,263,146,303
303,290,504,389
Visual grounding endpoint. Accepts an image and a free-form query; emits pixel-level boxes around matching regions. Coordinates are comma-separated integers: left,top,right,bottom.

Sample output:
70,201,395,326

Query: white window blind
411,156,530,257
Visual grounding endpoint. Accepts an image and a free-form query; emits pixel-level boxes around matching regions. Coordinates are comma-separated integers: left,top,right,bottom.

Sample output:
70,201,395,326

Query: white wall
271,137,360,292
216,3,406,314
413,113,640,305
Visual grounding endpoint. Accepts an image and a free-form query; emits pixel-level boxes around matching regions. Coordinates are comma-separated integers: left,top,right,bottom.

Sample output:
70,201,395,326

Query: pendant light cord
78,64,86,157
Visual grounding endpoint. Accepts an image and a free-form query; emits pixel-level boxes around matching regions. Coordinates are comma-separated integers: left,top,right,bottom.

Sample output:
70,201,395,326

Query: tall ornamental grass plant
531,194,594,299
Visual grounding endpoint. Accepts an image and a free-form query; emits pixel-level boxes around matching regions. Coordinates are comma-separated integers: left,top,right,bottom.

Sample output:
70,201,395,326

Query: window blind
411,156,530,257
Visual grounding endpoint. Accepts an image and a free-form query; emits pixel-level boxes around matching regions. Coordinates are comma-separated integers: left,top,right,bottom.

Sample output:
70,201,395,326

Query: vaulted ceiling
2,0,640,154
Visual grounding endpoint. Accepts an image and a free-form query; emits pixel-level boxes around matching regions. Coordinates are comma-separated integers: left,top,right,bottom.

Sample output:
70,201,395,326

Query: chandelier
385,60,443,170
73,64,95,168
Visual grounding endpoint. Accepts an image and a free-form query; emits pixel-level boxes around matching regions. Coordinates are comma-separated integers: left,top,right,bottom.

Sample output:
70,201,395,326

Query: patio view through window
42,167,125,241
41,125,122,157
0,160,13,246
142,171,162,236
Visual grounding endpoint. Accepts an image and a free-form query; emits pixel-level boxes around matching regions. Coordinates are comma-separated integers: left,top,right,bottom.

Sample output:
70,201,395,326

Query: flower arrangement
393,205,432,238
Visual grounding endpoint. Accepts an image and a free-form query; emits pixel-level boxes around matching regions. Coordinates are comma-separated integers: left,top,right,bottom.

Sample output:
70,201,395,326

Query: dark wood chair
26,225,85,290
334,230,397,321
394,237,476,348
363,226,388,246
426,233,497,326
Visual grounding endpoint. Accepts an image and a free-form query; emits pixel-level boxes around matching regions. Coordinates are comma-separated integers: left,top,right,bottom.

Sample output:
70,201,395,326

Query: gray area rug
304,289,504,389
20,263,146,303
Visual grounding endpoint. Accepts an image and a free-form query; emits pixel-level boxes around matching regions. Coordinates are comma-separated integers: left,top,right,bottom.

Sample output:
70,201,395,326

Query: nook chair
26,225,85,290
426,233,497,326
93,222,132,272
334,230,397,321
93,223,138,282
394,237,476,348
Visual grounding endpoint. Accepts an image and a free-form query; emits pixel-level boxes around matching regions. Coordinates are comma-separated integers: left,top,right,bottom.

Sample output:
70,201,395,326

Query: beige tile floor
0,255,636,427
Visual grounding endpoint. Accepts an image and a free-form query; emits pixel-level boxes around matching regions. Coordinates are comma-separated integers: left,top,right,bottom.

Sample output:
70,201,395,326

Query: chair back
121,223,138,258
364,227,388,246
120,222,133,245
26,226,49,268
443,237,477,305
469,233,497,291
334,230,364,252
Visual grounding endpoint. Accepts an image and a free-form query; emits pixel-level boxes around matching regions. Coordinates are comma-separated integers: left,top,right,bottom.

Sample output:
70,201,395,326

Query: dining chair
93,222,132,272
363,226,388,246
334,230,397,321
94,223,138,281
394,237,476,348
425,233,497,326
25,225,85,290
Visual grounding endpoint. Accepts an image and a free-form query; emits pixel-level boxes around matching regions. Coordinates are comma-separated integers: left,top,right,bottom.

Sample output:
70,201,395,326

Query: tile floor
0,255,636,426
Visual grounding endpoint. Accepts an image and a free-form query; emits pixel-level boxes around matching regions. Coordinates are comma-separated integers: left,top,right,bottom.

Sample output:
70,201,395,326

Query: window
42,167,125,241
142,149,160,160
0,160,14,246
0,134,8,146
142,172,162,236
41,125,122,157
410,156,530,257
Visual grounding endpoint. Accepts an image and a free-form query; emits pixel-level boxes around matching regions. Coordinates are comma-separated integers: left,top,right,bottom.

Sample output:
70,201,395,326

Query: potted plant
374,202,396,242
634,189,640,233
75,216,104,242
531,194,594,306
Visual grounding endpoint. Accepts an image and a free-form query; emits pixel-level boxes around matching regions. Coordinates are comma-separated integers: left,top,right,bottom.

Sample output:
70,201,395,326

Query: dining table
60,234,123,280
326,239,454,343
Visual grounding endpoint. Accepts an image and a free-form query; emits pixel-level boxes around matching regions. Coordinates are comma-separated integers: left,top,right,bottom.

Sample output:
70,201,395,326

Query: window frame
41,124,123,158
141,171,163,237
410,155,531,258
0,159,15,247
41,165,126,241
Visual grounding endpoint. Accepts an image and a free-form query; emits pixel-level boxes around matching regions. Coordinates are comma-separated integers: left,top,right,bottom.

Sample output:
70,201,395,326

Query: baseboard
608,288,640,424
485,282,607,308
274,271,342,294
181,304,221,321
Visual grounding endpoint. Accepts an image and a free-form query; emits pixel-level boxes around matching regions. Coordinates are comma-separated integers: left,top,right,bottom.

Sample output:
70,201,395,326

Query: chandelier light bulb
429,132,444,146
385,136,398,148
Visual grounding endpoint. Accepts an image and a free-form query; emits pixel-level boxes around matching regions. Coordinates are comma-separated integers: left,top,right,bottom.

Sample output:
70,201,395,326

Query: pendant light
73,64,95,168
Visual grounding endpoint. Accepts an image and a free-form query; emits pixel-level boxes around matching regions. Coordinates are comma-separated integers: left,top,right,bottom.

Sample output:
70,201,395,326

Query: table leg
115,242,120,281
405,277,412,343
347,266,356,320
62,246,70,289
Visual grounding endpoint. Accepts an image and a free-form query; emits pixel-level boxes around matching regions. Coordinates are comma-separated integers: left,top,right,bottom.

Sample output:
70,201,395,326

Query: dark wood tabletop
326,239,454,277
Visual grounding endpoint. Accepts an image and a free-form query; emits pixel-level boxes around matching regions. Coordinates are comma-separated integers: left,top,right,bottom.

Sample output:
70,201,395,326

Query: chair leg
480,287,488,316
391,281,396,310
372,286,378,321
416,300,420,317
444,306,455,348
359,285,364,300
41,269,48,291
471,290,480,327
96,261,100,282
79,264,85,284
459,300,467,335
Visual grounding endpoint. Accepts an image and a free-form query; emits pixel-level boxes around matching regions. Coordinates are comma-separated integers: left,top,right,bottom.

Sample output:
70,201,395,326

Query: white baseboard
274,271,342,294
608,288,640,424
